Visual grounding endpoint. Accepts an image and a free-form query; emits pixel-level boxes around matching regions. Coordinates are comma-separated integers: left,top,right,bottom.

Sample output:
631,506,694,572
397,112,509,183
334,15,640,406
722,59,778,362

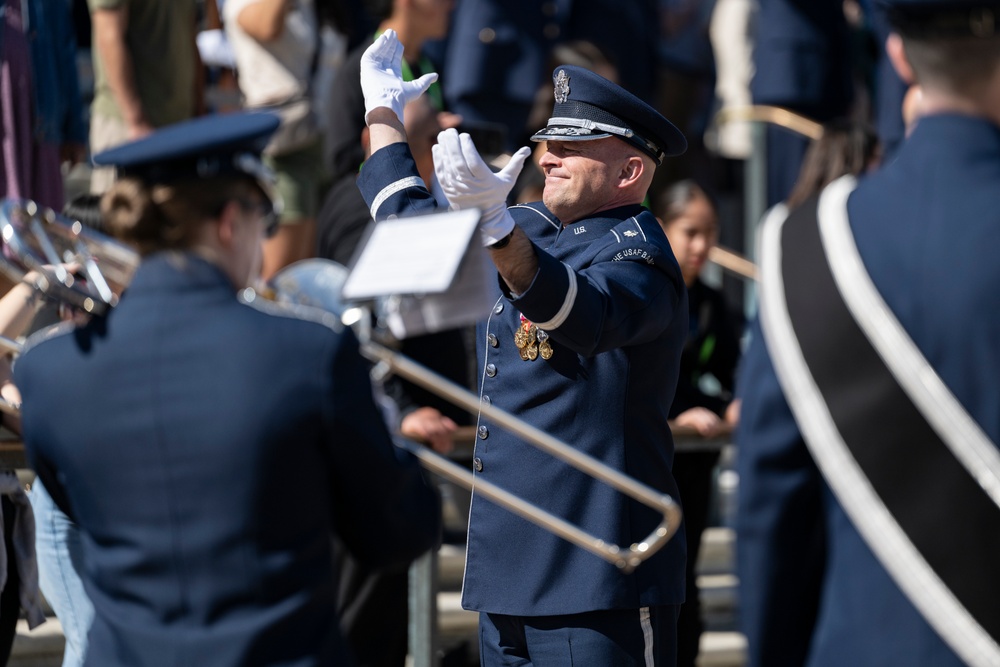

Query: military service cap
530,65,687,165
92,112,283,222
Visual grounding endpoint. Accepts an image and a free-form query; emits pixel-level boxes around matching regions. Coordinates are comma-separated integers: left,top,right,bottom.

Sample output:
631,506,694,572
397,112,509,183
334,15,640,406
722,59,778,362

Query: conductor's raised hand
432,128,532,246
360,29,439,125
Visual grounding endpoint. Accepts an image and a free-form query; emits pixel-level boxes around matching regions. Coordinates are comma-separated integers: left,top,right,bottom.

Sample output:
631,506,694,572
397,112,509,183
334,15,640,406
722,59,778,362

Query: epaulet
607,214,654,245
237,289,344,334
19,320,77,357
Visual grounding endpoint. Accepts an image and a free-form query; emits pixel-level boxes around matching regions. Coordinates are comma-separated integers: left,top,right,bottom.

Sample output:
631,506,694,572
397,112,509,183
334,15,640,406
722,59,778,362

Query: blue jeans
30,479,93,667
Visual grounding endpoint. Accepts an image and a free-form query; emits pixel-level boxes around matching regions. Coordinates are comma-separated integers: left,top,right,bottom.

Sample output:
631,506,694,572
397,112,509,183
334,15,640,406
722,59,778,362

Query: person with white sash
735,1,1000,665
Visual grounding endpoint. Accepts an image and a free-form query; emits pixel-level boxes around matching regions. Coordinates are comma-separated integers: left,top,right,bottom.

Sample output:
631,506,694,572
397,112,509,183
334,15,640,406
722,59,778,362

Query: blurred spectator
87,0,203,193
225,0,331,279
656,180,743,667
751,0,855,208
707,0,756,160
654,0,718,196
323,0,454,184
439,0,660,153
0,260,81,664
785,118,881,210
1,0,87,211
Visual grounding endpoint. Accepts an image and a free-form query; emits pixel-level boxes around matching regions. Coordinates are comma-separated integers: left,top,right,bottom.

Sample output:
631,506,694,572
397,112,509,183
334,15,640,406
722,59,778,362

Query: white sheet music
341,208,482,300
340,208,496,338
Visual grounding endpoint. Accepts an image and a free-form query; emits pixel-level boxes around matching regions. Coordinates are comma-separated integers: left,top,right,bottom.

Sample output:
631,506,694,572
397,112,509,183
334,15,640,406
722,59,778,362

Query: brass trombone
267,260,684,574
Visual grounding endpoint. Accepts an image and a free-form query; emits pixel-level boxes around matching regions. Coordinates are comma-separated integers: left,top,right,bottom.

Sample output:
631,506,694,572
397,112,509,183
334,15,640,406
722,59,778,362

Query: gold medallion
526,344,539,361
539,341,553,360
519,346,530,361
514,327,529,349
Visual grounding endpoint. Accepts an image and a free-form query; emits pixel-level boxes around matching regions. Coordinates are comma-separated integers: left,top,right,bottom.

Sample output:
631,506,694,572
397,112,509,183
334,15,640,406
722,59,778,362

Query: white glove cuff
480,205,516,247
363,96,403,126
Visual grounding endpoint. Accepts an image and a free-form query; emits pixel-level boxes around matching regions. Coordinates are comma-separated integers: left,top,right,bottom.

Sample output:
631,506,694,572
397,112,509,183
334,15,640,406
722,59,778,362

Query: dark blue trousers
480,605,680,666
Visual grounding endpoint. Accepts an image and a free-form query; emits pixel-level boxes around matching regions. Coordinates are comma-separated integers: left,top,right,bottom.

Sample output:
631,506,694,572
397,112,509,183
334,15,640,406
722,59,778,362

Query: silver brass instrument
267,259,683,574
0,198,138,315
0,198,140,418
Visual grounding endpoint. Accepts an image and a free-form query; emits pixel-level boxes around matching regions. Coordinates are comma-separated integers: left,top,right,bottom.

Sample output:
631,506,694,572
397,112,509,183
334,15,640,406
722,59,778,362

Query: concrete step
9,618,63,667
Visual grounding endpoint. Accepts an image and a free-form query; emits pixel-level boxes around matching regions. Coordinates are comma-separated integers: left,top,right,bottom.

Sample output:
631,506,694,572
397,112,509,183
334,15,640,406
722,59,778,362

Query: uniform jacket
735,113,1000,666
750,0,853,118
358,144,688,616
16,252,441,667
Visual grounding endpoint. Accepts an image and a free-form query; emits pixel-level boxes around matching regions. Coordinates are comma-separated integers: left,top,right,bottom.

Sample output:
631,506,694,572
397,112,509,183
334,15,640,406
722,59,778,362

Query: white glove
432,128,532,246
360,29,439,125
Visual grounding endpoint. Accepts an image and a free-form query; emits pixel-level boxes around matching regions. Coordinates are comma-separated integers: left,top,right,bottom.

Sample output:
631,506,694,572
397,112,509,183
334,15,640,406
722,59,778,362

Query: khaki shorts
89,113,129,195
263,138,329,223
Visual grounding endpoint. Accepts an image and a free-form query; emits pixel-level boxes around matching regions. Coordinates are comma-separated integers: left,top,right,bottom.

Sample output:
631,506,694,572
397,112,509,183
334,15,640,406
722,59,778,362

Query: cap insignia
554,70,570,104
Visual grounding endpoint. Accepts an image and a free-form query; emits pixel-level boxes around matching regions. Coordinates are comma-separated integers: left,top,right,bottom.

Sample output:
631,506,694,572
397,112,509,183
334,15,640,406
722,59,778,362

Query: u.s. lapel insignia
624,230,638,237
554,70,570,104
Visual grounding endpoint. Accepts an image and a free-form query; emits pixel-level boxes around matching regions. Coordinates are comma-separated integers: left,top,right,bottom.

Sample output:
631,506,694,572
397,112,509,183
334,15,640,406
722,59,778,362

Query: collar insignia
624,230,639,237
554,70,570,104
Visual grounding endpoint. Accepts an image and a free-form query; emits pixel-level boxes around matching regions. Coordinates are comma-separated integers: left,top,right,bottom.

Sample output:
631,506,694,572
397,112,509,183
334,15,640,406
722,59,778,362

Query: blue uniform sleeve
322,326,441,567
356,143,440,220
508,225,685,356
735,317,826,666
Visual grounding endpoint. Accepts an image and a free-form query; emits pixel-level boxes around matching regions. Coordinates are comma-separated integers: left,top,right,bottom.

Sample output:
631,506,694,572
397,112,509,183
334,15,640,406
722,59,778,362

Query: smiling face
537,138,646,224
660,191,718,286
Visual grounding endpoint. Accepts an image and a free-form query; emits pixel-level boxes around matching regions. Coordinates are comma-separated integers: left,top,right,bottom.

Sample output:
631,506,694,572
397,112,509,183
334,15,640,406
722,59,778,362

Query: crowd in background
0,0,917,666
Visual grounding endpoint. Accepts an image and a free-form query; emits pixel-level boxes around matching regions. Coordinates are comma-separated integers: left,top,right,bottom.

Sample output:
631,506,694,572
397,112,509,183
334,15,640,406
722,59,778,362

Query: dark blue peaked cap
530,65,686,164
92,112,282,204
878,0,1000,36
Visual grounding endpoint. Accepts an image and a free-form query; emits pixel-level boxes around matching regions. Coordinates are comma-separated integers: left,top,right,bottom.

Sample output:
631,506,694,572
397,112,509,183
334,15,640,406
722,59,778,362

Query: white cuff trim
370,176,423,219
531,263,576,330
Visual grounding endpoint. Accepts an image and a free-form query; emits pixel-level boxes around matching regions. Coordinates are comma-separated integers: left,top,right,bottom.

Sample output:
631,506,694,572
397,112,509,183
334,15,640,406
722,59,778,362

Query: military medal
537,329,553,360
514,324,531,349
517,314,552,361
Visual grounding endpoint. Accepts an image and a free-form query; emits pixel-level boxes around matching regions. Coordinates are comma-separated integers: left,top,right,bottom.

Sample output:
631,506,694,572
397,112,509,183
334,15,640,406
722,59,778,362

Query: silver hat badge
554,70,570,104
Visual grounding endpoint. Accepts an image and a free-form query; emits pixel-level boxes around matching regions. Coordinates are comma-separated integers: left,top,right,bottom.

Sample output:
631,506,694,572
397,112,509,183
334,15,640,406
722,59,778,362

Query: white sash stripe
369,176,423,219
819,176,1000,507
758,179,1000,667
531,264,577,330
639,607,655,667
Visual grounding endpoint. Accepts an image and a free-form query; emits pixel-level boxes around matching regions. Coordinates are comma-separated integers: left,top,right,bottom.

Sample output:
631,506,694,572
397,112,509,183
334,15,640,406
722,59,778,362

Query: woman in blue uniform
14,112,441,667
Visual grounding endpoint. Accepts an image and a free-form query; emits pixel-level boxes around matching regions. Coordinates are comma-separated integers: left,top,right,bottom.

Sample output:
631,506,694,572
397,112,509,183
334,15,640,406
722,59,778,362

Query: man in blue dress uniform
356,31,689,665
14,112,441,666
736,2,1000,665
